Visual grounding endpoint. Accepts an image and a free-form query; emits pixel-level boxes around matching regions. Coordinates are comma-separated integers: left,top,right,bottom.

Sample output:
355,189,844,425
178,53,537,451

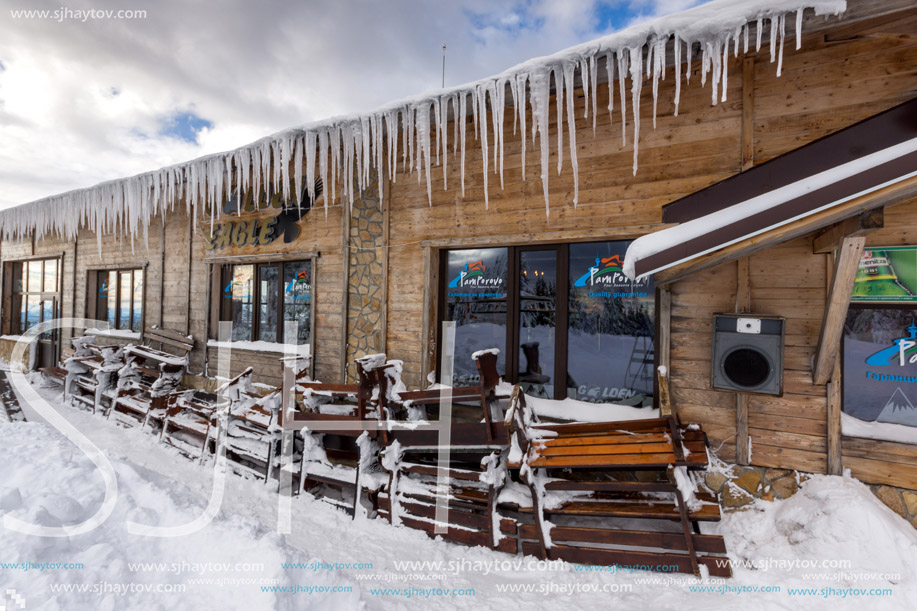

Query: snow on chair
108,327,193,429
292,354,398,517
160,389,228,462
502,380,732,577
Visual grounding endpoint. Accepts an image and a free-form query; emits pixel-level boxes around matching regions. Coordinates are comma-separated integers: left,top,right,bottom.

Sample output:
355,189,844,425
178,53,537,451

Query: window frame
214,258,314,347
8,257,63,336
87,265,146,333
438,240,654,403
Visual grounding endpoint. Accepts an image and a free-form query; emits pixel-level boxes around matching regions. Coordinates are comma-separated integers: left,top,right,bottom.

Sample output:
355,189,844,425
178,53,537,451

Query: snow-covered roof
0,0,846,248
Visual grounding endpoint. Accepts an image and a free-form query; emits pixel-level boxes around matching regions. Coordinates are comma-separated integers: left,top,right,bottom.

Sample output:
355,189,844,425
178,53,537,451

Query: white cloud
0,0,704,209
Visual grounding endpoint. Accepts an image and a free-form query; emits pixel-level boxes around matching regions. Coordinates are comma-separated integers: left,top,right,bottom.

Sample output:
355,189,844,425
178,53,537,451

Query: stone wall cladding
344,178,384,382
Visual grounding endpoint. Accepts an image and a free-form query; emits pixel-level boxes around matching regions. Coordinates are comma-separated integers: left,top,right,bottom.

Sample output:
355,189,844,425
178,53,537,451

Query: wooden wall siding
385,20,916,389
189,200,348,384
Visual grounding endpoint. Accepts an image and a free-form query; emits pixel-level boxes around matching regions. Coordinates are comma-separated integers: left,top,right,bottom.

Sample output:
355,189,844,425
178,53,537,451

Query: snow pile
722,473,917,595
0,421,358,610
0,1,845,248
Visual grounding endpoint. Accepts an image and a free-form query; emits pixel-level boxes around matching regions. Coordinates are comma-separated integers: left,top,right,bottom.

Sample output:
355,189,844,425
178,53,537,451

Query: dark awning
624,98,917,282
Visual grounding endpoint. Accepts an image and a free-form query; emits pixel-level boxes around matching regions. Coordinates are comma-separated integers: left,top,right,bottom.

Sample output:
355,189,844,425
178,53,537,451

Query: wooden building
1,0,916,505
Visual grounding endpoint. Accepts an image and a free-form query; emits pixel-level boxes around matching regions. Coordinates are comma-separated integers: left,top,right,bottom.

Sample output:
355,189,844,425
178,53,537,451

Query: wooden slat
538,544,732,578
536,441,677,457
518,524,728,555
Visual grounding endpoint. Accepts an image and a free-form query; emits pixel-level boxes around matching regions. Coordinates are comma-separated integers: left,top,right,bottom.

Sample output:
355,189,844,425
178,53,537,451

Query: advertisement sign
843,307,917,431
851,246,917,302
567,241,654,403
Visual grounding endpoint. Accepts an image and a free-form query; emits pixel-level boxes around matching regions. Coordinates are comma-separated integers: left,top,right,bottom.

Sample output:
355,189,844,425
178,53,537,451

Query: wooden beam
654,174,917,286
812,208,884,254
741,57,755,171
813,236,866,385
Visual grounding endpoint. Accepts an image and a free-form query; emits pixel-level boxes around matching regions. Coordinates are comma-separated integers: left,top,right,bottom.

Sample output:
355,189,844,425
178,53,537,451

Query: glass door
516,249,558,399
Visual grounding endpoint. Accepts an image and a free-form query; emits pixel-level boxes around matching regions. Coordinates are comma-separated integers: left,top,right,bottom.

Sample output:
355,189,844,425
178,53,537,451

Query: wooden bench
108,327,193,428
502,384,731,577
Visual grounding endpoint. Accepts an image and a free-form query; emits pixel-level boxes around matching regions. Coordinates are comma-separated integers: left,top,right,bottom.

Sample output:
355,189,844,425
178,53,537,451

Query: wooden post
735,257,750,464
736,394,749,465
813,236,866,385
827,356,843,475
658,287,672,417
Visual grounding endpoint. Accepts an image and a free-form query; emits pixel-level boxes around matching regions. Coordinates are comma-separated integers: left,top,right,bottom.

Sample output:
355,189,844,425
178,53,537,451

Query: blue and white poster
843,308,917,429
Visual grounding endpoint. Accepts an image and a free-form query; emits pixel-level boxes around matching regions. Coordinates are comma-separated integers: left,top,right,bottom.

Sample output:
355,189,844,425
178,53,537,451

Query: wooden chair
66,342,125,414
217,361,310,483
375,351,516,551
502,385,731,577
160,390,227,462
395,351,508,442
108,327,193,428
293,355,397,516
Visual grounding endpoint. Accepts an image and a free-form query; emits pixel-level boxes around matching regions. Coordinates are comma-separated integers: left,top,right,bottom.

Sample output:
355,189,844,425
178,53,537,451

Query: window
217,259,311,345
94,269,144,332
440,241,654,404
8,258,61,334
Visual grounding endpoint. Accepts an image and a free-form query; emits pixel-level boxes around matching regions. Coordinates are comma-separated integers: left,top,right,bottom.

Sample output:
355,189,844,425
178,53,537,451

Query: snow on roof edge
0,0,847,249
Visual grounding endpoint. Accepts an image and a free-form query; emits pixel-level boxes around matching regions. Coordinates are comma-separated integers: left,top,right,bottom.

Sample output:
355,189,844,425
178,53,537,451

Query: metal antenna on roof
442,43,447,88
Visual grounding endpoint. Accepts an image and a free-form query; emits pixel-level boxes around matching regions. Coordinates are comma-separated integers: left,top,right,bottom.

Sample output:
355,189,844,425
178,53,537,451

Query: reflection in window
258,265,279,342
444,248,508,386
11,259,60,335
227,265,254,341
567,241,654,404
94,269,143,332
218,260,312,346
518,250,556,398
283,261,311,345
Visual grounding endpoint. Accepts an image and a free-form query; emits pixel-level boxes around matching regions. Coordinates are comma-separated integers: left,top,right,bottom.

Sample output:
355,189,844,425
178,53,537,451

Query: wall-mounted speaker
711,314,785,396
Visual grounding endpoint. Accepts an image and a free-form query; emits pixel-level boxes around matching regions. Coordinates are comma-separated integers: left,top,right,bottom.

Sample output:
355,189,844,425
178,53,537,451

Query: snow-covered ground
1,378,916,610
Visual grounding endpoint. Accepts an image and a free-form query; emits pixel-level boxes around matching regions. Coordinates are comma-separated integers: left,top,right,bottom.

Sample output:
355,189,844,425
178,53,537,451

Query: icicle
439,96,448,191
319,130,329,216
604,51,614,125
433,98,442,167
579,57,590,120
734,26,741,57
553,65,564,175
415,101,433,206
459,92,467,198
769,15,778,63
796,8,803,50
516,73,528,182
744,23,749,54
628,45,642,175
686,39,693,84
529,67,551,217
476,84,490,208
722,35,729,103
563,61,579,206
777,13,787,76
652,38,663,128
589,54,598,135
492,79,506,191
756,18,764,51
674,36,682,116
617,51,628,146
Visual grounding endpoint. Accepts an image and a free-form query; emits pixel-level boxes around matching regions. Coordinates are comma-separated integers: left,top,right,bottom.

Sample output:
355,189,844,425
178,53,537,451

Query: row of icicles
0,8,808,251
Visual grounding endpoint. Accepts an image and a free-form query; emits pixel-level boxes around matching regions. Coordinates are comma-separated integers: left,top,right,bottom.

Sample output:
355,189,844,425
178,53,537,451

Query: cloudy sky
0,0,705,210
